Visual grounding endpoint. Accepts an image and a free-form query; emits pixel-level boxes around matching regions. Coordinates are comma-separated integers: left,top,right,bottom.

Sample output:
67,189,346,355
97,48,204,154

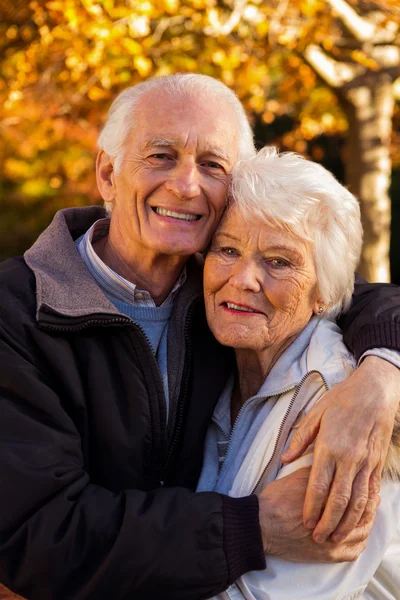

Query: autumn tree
257,0,400,281
0,0,399,280
189,0,400,280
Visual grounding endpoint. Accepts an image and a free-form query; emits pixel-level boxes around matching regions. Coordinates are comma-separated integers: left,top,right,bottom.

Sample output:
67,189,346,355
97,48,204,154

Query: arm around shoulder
338,276,400,360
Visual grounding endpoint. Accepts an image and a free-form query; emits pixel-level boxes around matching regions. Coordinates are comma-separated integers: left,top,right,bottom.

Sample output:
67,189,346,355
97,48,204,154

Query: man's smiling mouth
153,207,201,222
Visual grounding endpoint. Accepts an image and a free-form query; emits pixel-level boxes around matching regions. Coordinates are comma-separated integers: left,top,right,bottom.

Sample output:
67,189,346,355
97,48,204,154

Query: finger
353,464,382,529
312,464,357,543
282,406,323,463
332,541,367,562
303,454,335,530
357,494,380,528
368,463,382,500
330,466,370,542
339,506,378,546
356,466,382,528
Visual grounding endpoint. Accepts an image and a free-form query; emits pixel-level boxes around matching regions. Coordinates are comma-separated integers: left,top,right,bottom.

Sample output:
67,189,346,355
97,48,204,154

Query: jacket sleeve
0,324,265,600
338,275,400,361
215,459,400,600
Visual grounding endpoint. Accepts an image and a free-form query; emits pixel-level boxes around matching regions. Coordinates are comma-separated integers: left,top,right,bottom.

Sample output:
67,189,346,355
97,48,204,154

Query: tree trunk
340,73,394,282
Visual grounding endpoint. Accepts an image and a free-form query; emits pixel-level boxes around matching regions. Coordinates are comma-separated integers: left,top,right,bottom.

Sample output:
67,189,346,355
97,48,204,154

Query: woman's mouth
222,302,262,315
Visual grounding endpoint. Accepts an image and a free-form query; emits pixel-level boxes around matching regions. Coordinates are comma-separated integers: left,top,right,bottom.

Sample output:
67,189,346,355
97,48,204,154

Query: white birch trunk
340,74,394,282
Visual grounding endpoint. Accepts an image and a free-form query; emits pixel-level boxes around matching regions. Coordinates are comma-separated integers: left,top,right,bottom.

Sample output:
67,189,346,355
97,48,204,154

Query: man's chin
151,240,207,258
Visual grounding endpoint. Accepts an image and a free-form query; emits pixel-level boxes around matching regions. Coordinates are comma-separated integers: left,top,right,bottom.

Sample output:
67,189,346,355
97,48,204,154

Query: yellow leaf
21,178,52,197
122,38,143,55
134,55,152,77
128,15,150,37
88,86,110,100
46,1,64,11
256,21,269,37
4,158,34,179
163,0,179,14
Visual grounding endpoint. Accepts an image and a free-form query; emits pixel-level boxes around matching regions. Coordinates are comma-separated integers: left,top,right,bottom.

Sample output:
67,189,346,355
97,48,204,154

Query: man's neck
93,232,187,307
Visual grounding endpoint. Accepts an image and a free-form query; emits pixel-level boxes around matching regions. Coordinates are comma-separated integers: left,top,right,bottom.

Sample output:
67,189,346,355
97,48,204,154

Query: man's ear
96,151,115,202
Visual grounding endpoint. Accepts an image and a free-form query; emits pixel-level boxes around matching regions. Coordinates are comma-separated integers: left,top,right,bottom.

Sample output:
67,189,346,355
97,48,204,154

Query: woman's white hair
230,147,363,318
97,73,255,174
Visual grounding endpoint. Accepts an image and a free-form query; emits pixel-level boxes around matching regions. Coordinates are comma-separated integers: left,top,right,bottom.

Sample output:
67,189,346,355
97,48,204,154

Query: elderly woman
197,148,400,599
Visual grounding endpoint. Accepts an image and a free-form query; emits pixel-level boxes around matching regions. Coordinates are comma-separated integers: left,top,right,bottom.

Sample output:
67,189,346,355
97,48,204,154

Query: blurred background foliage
0,0,399,281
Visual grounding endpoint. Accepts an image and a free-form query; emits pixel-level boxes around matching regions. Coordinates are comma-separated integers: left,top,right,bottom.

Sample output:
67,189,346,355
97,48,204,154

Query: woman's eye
269,258,290,269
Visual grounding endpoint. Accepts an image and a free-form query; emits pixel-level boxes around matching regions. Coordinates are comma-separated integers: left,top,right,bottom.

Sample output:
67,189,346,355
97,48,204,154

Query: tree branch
151,15,186,45
268,0,290,45
326,0,398,43
326,0,375,41
205,0,248,36
303,44,363,88
369,45,400,69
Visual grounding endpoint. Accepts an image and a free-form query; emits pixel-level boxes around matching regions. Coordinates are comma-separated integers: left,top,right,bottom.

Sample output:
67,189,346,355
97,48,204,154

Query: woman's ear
96,151,116,203
313,299,326,316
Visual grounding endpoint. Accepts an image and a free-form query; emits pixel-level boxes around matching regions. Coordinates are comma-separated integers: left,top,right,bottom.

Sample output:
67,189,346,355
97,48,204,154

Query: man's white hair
97,72,255,174
229,147,363,318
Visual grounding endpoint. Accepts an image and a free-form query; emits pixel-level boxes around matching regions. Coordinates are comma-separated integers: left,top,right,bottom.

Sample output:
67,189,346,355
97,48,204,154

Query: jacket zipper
250,370,328,494
218,384,296,477
161,300,198,483
42,302,200,488
42,315,171,487
42,317,166,401
40,317,131,332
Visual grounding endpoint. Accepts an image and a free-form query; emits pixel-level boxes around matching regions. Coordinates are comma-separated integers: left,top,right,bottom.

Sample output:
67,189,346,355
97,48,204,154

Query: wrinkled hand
281,356,400,543
258,467,379,562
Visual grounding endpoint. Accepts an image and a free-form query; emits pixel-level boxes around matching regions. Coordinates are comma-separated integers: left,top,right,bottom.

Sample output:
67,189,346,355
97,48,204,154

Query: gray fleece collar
24,206,122,320
24,206,203,322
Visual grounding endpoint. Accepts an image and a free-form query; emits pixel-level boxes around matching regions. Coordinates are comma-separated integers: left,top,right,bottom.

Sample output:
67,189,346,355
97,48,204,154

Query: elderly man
0,74,399,600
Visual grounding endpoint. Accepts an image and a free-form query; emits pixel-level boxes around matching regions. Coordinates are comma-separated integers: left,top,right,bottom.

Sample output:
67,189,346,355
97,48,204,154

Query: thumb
281,411,321,463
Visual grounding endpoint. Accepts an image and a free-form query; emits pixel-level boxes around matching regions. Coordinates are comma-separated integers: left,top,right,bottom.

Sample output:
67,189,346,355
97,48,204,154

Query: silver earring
318,307,324,314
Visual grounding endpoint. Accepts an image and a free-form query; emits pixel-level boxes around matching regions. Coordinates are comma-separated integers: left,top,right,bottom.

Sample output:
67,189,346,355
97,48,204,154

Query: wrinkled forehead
130,88,240,157
216,204,311,251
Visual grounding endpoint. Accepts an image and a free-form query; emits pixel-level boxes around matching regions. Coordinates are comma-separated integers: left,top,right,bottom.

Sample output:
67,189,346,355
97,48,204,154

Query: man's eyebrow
143,137,178,150
201,146,231,162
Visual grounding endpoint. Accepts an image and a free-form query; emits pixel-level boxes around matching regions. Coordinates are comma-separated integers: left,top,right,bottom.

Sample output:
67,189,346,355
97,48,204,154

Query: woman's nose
165,160,201,200
229,259,261,293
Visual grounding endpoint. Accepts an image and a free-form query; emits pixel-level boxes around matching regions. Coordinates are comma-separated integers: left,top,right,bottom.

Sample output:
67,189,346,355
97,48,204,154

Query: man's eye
221,246,238,257
202,161,223,170
150,153,173,161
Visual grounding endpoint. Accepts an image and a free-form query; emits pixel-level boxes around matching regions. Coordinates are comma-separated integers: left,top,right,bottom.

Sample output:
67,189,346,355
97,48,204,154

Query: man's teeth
154,207,199,221
226,302,257,313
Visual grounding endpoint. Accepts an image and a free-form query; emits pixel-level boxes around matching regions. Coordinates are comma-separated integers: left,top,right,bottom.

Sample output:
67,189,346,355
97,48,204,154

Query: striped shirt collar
76,218,187,307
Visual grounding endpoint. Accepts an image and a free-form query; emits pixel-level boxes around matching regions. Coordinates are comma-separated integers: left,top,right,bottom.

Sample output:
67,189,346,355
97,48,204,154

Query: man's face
97,89,239,259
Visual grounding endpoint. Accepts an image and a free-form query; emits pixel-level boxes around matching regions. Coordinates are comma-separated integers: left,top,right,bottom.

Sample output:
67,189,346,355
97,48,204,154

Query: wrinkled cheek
274,285,303,314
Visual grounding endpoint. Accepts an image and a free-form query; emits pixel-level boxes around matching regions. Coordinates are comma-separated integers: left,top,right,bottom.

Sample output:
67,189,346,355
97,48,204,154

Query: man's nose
165,160,201,200
229,259,261,293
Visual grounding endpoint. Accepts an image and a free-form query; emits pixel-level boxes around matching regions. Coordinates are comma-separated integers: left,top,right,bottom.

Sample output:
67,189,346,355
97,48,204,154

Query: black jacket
1,207,400,600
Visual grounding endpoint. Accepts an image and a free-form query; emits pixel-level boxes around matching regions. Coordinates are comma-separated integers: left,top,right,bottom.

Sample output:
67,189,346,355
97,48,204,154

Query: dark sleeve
0,326,265,600
338,274,400,361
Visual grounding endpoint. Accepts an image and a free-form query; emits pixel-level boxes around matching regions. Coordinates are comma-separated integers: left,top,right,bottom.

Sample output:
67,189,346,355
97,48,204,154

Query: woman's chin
213,330,265,351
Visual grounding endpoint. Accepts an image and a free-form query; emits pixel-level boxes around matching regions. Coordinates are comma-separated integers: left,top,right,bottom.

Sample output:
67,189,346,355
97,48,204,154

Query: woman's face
204,206,322,353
